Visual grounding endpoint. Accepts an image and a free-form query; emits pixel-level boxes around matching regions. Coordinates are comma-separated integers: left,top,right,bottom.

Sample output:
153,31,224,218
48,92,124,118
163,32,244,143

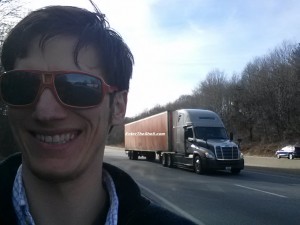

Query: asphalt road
104,146,300,225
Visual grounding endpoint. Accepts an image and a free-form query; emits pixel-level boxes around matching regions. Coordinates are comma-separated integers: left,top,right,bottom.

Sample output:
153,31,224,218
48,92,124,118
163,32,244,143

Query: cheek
8,108,30,127
78,98,112,137
7,110,28,147
82,112,110,152
92,109,111,133
8,108,25,117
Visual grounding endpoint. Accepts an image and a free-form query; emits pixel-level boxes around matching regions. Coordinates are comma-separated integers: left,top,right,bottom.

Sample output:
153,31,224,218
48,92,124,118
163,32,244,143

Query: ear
111,90,128,125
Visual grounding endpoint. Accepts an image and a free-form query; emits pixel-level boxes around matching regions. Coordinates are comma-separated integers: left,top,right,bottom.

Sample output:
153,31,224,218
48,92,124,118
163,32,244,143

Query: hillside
241,143,280,157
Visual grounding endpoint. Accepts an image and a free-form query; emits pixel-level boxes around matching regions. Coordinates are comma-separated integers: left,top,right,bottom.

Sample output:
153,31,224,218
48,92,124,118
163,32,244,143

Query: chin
24,157,86,183
31,166,84,183
33,169,82,183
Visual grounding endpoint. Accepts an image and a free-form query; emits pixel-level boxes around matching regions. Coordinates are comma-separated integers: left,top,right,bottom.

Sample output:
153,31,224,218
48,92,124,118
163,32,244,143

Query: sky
18,0,300,117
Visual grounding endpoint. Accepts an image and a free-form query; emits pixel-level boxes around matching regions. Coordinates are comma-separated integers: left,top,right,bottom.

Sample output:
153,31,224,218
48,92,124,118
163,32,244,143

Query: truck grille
215,146,239,159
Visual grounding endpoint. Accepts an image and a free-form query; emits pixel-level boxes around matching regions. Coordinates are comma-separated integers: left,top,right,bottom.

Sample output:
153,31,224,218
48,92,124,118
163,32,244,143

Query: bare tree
0,0,26,70
193,69,228,116
238,59,264,141
0,0,26,158
290,43,300,136
237,41,299,142
265,42,297,139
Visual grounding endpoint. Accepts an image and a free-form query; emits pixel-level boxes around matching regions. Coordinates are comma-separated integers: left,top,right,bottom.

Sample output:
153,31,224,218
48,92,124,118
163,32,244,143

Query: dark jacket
0,153,196,225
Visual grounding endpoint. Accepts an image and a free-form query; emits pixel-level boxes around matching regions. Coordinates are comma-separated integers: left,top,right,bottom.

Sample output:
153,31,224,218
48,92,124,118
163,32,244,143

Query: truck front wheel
194,155,205,174
231,168,241,174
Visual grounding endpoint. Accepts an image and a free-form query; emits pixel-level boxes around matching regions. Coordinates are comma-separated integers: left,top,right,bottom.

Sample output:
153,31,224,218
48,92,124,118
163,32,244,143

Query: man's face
8,36,127,181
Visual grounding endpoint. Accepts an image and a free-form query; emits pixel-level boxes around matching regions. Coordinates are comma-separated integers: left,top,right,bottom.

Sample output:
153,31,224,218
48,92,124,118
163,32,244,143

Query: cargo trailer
125,109,244,174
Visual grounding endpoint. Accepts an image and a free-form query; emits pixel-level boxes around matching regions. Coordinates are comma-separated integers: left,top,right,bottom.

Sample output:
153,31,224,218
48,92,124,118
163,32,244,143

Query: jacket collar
0,153,150,225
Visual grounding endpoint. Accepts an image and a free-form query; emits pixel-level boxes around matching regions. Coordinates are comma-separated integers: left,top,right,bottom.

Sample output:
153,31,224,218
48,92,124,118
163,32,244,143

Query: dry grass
241,142,283,157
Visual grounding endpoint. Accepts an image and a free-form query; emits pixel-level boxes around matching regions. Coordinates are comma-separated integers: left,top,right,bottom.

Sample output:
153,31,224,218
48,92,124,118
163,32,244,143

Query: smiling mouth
34,132,78,144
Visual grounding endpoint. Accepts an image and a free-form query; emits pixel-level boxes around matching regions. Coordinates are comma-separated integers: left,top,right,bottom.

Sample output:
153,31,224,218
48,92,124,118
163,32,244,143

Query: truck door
185,127,194,154
175,113,185,153
173,113,185,164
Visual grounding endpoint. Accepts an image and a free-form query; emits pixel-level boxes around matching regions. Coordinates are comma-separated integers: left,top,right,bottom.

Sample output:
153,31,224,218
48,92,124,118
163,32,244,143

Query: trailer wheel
167,154,173,168
162,154,168,167
146,152,156,161
128,151,133,160
132,151,138,160
194,155,204,174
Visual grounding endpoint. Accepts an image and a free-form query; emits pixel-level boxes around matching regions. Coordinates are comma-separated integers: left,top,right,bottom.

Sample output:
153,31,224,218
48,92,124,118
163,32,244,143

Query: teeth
35,132,77,144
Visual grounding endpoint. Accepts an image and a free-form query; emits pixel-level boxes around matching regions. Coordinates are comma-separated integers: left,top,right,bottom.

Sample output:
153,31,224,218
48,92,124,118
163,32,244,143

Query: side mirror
188,137,195,142
230,132,233,141
237,138,242,148
184,131,188,139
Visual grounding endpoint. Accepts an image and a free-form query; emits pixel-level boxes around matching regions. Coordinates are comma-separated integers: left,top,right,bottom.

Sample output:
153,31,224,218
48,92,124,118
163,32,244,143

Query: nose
32,88,68,121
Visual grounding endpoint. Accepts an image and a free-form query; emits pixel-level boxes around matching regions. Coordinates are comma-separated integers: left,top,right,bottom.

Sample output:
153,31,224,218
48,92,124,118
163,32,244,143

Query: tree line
107,41,300,147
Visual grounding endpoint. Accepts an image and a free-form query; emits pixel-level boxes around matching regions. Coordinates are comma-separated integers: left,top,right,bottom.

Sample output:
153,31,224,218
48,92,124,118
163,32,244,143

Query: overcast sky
23,0,300,117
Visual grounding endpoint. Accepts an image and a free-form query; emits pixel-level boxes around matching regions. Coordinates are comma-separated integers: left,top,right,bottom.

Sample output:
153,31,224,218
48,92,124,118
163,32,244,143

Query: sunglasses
0,70,118,108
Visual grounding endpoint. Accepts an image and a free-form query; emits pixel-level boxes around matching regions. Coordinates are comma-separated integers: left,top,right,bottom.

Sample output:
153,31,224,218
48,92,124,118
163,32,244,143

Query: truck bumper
203,158,244,170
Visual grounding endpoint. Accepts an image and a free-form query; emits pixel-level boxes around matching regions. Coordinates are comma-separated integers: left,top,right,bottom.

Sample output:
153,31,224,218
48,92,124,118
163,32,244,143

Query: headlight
191,144,199,149
240,152,244,159
205,152,215,159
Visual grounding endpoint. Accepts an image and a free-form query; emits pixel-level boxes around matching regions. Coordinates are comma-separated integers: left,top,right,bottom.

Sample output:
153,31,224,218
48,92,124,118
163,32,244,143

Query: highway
104,146,300,225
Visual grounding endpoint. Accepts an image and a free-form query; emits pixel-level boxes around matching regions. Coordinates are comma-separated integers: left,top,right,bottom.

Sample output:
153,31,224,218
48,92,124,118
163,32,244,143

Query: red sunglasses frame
0,70,118,109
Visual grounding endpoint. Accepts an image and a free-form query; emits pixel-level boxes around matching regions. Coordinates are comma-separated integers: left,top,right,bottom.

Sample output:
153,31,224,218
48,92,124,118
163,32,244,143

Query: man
0,3,196,225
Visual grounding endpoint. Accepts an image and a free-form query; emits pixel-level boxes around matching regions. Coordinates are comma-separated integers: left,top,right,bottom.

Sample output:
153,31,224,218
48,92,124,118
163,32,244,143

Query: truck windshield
194,127,228,140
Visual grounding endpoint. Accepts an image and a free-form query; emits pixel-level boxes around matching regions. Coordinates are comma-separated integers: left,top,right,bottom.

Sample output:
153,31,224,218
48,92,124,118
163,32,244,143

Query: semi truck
125,109,244,174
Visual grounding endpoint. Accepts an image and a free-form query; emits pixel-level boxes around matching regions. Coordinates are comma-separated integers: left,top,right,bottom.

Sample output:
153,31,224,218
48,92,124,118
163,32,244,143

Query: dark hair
1,5,134,91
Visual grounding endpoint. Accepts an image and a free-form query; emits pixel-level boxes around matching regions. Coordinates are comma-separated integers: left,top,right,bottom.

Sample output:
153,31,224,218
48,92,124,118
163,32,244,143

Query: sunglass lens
1,71,40,105
55,73,103,107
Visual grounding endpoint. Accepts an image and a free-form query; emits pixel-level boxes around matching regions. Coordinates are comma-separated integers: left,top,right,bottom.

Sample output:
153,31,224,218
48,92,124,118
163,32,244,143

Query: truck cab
171,109,244,174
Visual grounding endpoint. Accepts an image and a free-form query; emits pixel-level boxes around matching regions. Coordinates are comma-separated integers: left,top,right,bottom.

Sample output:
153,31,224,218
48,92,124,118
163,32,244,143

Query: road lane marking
137,182,206,225
245,170,300,180
234,184,288,198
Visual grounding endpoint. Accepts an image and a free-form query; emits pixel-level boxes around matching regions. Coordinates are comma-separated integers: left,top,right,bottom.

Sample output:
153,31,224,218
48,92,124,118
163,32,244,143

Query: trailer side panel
125,111,170,151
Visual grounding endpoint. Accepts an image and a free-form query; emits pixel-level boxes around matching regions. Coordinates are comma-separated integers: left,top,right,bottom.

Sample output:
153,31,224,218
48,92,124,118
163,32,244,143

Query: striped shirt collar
12,165,119,225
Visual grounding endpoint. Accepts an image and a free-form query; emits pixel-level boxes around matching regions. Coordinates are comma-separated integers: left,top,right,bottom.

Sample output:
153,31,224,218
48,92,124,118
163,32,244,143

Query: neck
22,161,108,225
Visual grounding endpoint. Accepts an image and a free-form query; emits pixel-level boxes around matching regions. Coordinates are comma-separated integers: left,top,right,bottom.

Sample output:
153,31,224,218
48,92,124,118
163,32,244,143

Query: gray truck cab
172,109,244,174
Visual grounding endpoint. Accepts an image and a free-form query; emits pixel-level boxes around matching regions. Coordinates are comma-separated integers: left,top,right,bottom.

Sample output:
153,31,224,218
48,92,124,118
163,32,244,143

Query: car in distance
275,145,300,159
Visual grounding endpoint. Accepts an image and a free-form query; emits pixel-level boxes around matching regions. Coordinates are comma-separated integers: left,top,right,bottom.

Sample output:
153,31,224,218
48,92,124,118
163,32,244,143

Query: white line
137,182,206,225
245,170,300,180
234,184,288,198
